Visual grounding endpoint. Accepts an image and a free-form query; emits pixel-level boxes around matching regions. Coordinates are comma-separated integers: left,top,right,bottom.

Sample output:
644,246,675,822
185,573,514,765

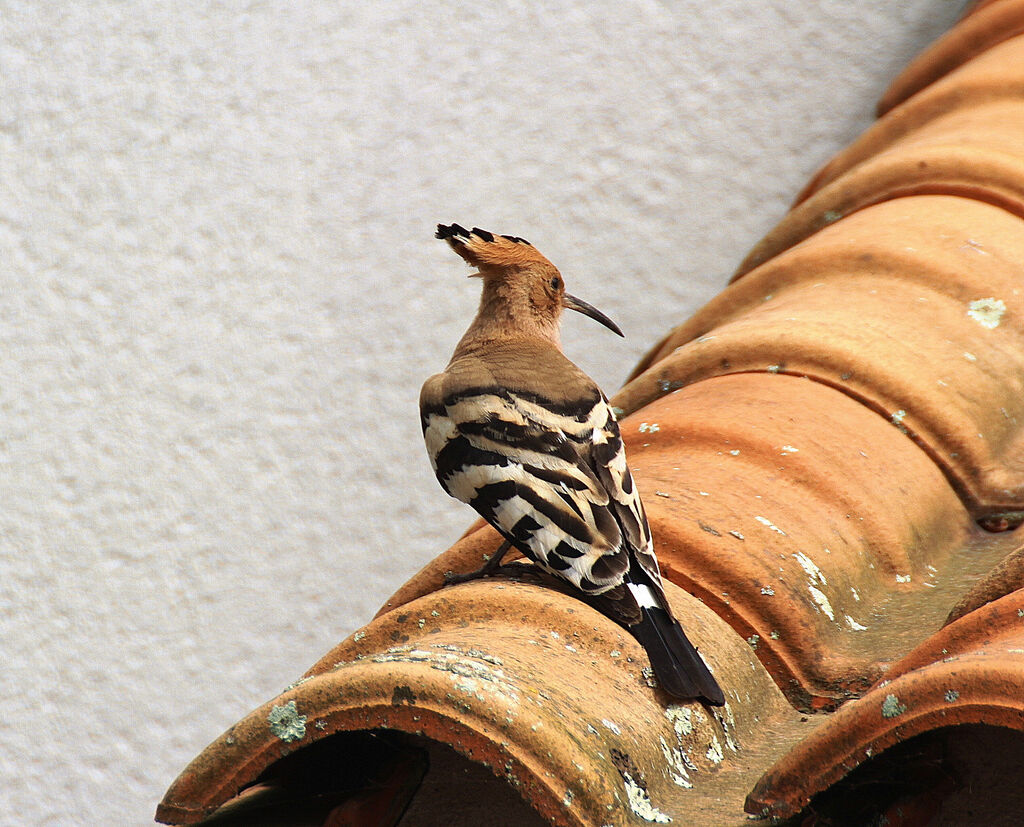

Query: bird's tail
630,603,726,706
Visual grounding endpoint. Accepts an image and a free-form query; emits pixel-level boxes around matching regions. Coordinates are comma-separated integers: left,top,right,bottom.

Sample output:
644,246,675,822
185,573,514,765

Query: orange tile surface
746,587,1024,819
878,0,1024,115
625,197,1024,519
158,577,804,826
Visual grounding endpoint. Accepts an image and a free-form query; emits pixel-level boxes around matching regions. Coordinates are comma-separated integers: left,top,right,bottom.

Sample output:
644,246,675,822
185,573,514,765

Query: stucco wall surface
0,2,965,824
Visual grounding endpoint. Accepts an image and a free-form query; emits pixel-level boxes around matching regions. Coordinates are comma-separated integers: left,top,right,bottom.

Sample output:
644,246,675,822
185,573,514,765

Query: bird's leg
444,539,513,585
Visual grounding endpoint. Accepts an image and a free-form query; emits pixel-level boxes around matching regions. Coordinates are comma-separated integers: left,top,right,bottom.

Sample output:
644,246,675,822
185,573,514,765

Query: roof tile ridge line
732,167,1024,282
718,368,1005,526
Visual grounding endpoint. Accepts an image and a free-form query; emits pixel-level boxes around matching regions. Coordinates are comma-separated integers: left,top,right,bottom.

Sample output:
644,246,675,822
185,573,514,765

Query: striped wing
421,379,656,595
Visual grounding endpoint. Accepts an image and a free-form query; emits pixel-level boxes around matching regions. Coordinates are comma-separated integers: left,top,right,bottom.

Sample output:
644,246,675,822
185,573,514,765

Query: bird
419,224,725,705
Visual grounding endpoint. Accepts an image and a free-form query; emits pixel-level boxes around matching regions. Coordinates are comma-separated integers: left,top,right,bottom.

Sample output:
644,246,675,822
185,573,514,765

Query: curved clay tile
964,0,1020,20
622,196,1024,519
730,37,1024,277
945,540,1024,623
745,588,1024,820
877,0,1024,115
158,577,808,825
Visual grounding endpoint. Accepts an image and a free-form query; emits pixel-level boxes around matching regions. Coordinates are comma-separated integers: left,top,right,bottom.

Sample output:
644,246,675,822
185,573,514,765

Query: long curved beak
563,293,624,337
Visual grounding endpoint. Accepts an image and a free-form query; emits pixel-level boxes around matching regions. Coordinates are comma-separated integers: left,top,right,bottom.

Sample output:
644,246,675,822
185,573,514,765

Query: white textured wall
1,2,964,823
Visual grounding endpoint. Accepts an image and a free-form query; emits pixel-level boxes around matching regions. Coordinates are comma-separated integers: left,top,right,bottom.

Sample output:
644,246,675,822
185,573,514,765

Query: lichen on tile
268,700,307,743
881,694,907,718
966,297,1006,329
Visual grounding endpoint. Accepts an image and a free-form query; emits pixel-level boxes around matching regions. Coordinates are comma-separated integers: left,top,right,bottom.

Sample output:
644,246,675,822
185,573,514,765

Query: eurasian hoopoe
420,223,725,706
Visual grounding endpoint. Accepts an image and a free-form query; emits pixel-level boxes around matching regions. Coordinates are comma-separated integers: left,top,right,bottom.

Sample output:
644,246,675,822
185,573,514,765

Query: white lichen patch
964,351,977,362
755,515,786,535
945,689,960,703
891,409,907,432
967,297,1006,329
845,615,868,631
268,700,307,743
793,552,827,585
851,587,861,601
895,573,912,583
622,773,672,823
372,646,520,704
808,585,835,621
638,422,660,434
730,530,745,540
729,449,740,456
706,735,724,764
665,705,694,738
881,694,907,718
602,719,622,736
660,736,693,788
712,703,739,752
464,648,503,666
780,445,799,455
760,586,774,596
451,675,484,701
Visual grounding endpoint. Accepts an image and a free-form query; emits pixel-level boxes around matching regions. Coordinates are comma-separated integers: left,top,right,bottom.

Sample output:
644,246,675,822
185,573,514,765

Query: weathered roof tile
879,0,1024,114
158,577,807,825
622,196,1024,519
746,586,1024,819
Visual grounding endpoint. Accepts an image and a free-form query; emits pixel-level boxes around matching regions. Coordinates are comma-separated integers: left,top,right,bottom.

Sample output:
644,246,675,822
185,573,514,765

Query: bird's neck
452,279,562,358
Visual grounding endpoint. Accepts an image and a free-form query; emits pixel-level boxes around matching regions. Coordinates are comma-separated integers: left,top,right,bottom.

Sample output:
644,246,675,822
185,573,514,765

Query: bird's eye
550,277,561,290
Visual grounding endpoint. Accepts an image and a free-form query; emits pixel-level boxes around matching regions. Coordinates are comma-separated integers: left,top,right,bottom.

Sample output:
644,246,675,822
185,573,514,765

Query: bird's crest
436,223,552,273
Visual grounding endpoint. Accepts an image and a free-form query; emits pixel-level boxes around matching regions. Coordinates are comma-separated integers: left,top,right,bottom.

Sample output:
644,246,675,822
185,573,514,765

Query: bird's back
420,339,644,594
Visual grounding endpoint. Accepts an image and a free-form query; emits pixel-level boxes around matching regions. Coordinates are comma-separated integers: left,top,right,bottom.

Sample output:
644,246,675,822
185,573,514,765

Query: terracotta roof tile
746,586,1024,820
158,577,809,825
623,196,1024,519
878,0,1024,115
733,34,1024,276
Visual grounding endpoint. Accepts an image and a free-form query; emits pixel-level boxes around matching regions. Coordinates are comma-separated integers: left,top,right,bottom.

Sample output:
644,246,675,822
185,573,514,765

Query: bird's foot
443,567,490,586
443,561,545,587
443,540,515,586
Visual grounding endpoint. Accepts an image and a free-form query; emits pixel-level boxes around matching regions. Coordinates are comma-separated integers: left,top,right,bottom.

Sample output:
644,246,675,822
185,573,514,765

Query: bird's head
436,223,623,344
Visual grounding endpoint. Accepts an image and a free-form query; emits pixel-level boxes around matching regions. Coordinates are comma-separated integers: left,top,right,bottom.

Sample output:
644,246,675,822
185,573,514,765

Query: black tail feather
630,606,725,706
